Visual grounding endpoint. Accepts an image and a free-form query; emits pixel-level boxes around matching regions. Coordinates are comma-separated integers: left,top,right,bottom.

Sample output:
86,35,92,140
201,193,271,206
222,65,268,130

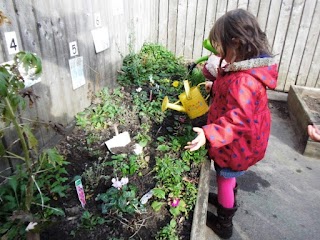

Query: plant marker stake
75,179,86,208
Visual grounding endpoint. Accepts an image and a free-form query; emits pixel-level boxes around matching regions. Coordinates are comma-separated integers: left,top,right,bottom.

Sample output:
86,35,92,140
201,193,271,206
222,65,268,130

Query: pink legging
217,175,236,208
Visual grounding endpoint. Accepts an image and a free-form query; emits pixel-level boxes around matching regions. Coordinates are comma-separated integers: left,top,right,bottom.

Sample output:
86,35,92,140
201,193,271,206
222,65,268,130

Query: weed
82,160,110,192
155,219,179,240
80,210,106,230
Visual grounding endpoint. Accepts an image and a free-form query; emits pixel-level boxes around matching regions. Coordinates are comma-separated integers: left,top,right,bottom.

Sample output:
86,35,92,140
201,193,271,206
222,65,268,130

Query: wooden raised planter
287,85,320,158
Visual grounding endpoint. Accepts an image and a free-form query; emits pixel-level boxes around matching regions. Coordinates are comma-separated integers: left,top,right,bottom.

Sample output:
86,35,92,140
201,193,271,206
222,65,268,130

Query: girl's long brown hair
209,9,271,64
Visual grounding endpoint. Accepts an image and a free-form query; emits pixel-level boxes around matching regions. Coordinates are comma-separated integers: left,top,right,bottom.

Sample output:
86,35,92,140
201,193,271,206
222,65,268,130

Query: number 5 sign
69,41,79,57
5,31,19,55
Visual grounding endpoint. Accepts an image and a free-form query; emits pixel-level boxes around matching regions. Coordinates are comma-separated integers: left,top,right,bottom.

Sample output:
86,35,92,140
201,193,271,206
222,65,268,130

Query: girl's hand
184,127,206,151
308,125,320,142
205,81,213,92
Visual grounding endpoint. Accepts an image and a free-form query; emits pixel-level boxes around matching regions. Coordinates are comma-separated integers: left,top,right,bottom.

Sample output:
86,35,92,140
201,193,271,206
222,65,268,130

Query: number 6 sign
5,31,19,55
69,41,79,57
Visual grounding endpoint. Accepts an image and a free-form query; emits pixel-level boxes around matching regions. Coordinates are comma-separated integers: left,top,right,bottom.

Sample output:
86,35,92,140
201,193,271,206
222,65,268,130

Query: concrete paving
192,91,320,239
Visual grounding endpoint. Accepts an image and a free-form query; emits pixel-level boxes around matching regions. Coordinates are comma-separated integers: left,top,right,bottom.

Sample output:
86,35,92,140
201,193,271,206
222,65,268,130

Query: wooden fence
0,0,320,173
158,0,320,91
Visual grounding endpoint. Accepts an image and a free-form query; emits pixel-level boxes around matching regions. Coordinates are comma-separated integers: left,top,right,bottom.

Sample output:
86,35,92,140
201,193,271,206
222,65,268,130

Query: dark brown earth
40,99,204,239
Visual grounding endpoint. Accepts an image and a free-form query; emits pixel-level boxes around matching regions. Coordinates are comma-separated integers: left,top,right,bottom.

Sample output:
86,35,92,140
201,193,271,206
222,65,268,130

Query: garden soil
40,89,205,240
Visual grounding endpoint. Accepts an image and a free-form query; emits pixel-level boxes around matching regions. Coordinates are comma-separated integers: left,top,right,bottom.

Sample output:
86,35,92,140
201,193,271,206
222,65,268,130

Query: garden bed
287,85,320,158
0,44,209,240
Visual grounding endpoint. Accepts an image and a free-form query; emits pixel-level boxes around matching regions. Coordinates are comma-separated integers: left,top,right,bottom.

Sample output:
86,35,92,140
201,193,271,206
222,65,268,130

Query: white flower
112,177,122,189
112,177,129,189
136,87,142,92
26,222,38,232
120,177,129,186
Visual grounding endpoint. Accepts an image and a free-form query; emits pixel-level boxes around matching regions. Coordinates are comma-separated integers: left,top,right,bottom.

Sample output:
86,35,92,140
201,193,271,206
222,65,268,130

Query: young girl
185,9,278,239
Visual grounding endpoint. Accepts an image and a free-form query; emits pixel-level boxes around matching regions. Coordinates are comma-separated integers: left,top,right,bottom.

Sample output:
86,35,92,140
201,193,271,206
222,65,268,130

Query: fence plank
216,0,228,20
0,0,22,61
11,0,45,147
248,0,260,16
306,37,320,87
238,0,249,10
265,0,282,48
285,0,317,91
168,0,178,53
257,0,271,32
31,0,64,144
193,0,208,60
184,0,198,60
273,0,293,91
202,0,218,56
149,0,159,43
278,0,305,91
227,0,238,12
175,0,188,57
158,0,169,47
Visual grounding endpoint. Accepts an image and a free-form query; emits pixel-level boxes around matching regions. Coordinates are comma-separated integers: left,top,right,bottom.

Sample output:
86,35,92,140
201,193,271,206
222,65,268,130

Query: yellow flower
172,81,180,88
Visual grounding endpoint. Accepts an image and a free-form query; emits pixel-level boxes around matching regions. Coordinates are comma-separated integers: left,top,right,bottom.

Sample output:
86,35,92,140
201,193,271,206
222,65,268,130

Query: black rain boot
208,183,238,207
207,203,238,239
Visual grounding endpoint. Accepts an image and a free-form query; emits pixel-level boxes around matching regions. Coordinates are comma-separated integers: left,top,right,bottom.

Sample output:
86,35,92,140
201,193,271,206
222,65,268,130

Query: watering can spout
161,96,186,113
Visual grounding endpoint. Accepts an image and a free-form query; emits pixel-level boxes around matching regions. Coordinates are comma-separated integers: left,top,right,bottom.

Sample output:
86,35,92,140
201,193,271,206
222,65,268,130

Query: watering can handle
197,82,210,100
183,80,191,99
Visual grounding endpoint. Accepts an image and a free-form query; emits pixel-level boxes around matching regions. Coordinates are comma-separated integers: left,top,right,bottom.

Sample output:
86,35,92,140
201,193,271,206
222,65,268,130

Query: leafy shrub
117,43,187,86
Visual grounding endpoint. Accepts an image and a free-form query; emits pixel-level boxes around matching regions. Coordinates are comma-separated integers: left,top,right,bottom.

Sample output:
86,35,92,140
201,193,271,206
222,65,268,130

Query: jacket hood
224,57,278,89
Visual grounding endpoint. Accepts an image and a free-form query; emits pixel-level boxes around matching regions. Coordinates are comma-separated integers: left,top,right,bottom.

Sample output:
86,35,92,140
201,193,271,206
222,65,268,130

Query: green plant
75,87,125,130
0,52,70,239
82,160,111,192
134,123,152,147
96,177,145,215
118,43,187,87
181,146,207,165
80,210,106,230
155,219,179,240
105,154,142,176
0,52,42,212
0,149,68,239
132,90,166,124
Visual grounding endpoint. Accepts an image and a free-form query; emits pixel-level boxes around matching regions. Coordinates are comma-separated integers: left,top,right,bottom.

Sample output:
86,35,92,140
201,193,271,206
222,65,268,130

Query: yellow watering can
162,80,209,119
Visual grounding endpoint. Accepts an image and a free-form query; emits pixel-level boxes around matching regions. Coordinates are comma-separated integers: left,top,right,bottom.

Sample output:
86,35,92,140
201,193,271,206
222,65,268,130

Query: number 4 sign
5,31,19,55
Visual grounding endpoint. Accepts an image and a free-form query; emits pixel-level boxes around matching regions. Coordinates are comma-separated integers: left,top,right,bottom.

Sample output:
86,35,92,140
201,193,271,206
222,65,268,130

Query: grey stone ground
192,91,320,240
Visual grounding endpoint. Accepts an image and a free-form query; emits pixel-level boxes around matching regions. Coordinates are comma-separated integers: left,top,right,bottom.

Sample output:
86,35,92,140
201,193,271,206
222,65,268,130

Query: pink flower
171,198,180,207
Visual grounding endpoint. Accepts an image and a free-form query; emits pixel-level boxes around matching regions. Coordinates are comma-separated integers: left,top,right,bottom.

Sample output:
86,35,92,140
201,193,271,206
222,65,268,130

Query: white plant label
5,31,19,55
91,27,110,53
69,56,85,90
69,41,79,57
94,12,102,27
1,60,41,88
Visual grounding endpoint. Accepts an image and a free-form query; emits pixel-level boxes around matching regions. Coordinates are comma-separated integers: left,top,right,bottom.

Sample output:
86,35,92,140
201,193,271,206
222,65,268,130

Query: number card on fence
69,56,85,90
5,31,19,55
